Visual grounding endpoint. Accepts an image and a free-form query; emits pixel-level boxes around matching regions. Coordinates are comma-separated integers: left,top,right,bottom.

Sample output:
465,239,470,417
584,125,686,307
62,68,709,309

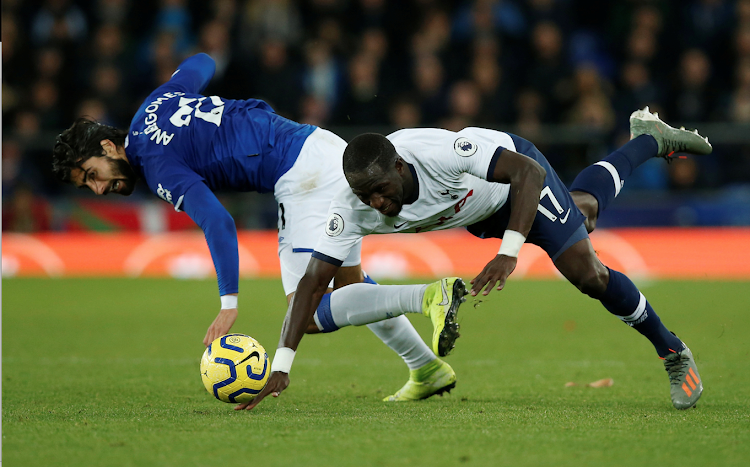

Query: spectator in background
452,0,527,44
671,49,716,122
683,0,734,56
93,24,126,65
411,54,448,125
3,13,33,118
729,59,750,122
615,61,662,123
90,64,130,125
153,0,194,54
251,40,303,119
299,94,331,126
95,0,131,26
31,80,62,130
388,94,422,129
515,88,545,134
567,64,615,132
240,0,302,51
440,80,481,131
525,0,570,32
336,52,386,125
527,21,570,122
31,0,88,45
471,53,514,124
303,39,343,115
196,19,244,98
411,8,452,58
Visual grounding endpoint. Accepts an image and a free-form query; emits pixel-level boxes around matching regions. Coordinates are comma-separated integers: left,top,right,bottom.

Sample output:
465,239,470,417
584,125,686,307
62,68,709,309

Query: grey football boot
663,344,703,409
630,106,713,159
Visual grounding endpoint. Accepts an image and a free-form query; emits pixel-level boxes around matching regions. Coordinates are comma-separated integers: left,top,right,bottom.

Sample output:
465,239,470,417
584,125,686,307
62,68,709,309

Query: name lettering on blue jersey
143,92,185,146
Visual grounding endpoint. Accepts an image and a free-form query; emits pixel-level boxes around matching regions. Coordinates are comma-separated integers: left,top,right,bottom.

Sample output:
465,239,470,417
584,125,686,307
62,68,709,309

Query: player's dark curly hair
343,133,398,178
52,117,127,182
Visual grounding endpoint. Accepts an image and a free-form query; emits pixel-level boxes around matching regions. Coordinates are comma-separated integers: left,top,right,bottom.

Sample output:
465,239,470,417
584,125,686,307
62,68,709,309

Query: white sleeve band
498,230,526,258
220,295,238,310
271,347,296,374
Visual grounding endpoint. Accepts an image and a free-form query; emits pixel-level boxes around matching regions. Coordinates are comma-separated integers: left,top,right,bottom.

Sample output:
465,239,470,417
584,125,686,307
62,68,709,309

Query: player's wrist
498,230,525,258
220,294,238,310
271,347,296,374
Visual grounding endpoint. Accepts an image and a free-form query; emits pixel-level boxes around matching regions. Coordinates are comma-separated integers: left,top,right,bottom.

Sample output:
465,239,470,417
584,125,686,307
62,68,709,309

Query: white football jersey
314,127,518,262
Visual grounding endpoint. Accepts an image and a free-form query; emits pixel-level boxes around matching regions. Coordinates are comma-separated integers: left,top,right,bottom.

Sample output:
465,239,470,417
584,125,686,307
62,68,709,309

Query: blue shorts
467,134,589,262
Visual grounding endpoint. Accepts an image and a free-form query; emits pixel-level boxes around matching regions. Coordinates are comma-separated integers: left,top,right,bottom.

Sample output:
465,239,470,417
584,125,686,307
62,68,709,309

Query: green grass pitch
3,277,749,466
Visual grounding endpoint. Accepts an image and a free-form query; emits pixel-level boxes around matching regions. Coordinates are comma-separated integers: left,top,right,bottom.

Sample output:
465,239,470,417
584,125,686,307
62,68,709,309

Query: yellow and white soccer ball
200,334,269,403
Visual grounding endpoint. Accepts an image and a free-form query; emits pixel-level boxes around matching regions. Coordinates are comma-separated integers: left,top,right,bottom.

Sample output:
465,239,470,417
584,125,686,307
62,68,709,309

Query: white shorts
274,128,362,295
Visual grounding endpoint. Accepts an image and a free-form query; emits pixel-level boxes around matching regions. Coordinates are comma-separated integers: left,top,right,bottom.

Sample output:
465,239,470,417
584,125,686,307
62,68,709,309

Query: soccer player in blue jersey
247,109,711,411
51,53,467,402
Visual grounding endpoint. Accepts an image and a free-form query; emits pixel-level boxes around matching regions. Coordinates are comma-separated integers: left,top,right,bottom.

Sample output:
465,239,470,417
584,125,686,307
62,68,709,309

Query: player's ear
394,157,404,174
100,139,116,156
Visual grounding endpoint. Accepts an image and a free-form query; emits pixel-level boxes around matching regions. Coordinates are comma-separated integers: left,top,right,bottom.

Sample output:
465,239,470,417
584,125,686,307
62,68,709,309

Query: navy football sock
569,135,658,215
599,268,684,358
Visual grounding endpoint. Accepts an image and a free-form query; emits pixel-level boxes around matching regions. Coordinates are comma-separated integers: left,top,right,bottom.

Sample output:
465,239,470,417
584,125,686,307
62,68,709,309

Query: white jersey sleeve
313,186,379,265
388,127,517,181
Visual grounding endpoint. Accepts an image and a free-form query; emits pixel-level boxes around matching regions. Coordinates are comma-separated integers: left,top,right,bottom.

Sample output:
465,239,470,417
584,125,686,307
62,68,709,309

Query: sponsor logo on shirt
439,189,459,200
454,137,477,157
416,189,474,233
156,183,173,204
326,213,344,237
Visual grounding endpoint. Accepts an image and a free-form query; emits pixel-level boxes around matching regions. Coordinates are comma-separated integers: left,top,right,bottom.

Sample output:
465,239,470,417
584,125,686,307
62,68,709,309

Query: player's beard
109,157,139,196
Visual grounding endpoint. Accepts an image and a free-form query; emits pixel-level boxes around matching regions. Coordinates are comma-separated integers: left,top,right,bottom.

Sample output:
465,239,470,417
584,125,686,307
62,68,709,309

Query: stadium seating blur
3,0,750,232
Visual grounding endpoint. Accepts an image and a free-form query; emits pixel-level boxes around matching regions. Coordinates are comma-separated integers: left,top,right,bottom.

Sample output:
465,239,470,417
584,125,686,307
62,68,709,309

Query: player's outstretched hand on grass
235,371,289,411
203,308,238,346
470,254,517,296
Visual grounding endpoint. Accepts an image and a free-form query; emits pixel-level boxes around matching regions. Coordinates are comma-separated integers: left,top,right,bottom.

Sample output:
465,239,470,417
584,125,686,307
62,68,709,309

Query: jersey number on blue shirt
169,96,225,128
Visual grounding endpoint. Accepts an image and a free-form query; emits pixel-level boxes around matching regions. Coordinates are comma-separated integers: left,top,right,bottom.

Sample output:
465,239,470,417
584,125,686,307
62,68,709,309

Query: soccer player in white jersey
243,108,712,411
52,53,469,402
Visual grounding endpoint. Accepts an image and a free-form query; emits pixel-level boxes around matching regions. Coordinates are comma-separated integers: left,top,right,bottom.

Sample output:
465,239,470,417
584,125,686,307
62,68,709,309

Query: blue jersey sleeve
159,53,216,95
181,182,239,296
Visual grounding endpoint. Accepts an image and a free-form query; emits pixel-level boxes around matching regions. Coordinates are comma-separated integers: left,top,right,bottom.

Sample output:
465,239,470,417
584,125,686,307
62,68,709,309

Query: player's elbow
531,159,546,184
516,158,546,188
204,209,236,238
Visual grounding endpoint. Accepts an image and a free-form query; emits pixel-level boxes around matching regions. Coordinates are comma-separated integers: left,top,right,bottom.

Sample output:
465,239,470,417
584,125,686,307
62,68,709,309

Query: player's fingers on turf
241,389,269,411
234,401,251,410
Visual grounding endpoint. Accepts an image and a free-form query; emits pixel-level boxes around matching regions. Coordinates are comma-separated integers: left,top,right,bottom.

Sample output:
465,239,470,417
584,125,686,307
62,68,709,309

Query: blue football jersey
123,54,317,296
125,53,316,210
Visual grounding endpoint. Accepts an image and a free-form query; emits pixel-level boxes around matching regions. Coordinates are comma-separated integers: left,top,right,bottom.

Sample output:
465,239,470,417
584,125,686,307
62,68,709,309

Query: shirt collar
403,162,419,205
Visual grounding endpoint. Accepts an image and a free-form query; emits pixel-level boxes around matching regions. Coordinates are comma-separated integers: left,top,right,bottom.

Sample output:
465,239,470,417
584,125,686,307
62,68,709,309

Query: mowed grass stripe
3,278,749,467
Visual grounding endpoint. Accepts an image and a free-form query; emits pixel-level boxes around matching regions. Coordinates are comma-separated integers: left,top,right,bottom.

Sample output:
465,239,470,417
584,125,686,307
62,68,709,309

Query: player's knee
584,217,596,233
572,267,608,298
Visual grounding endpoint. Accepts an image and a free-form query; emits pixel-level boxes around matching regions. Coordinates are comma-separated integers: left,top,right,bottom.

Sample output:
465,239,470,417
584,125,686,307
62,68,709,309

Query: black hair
52,117,127,183
342,133,398,178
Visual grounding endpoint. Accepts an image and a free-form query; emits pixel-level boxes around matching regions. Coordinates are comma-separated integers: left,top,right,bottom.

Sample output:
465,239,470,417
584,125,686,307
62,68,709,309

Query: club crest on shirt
326,213,344,237
454,137,477,157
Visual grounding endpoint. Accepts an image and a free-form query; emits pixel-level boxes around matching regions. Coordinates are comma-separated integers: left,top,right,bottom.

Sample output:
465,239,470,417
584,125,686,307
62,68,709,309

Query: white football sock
366,315,436,370
328,283,427,327
317,283,433,370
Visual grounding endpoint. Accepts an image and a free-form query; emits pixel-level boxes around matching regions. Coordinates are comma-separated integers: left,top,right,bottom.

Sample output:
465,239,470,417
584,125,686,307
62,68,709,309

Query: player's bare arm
470,149,546,296
237,257,340,410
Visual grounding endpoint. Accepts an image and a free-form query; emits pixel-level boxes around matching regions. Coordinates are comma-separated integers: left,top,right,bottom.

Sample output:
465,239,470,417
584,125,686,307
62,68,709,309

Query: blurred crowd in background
3,0,750,232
